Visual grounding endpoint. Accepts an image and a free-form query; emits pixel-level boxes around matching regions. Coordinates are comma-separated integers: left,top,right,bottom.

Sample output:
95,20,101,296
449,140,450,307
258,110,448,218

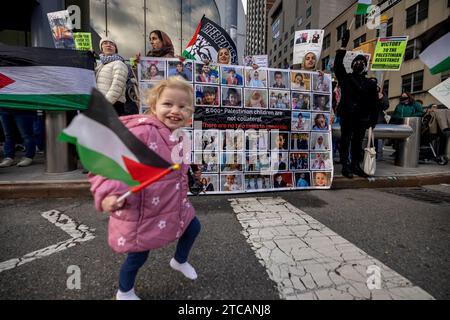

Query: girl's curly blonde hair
144,76,194,115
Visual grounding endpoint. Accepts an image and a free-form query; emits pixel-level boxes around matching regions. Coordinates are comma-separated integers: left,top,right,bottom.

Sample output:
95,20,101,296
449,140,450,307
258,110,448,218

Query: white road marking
230,197,434,300
0,210,95,273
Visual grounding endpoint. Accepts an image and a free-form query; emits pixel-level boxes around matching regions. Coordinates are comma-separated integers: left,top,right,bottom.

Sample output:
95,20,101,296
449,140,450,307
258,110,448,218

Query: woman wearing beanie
95,37,129,116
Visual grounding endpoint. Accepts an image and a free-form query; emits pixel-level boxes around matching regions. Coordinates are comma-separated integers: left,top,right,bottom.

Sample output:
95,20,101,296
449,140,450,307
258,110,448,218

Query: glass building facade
90,0,221,58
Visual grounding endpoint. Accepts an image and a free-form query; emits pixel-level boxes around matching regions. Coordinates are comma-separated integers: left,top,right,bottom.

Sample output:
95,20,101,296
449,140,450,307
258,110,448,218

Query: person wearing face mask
333,29,378,179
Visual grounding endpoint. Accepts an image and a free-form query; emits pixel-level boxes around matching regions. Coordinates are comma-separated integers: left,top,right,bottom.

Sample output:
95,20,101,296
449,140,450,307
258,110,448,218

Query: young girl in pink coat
89,77,199,300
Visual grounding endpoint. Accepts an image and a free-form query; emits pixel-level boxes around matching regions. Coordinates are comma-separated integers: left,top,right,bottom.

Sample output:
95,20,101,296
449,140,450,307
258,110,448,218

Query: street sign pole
375,15,389,86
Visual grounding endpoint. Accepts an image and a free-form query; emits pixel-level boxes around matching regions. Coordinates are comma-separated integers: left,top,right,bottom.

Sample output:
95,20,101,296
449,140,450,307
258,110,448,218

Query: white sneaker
16,157,33,167
0,158,14,168
170,258,198,280
115,288,141,300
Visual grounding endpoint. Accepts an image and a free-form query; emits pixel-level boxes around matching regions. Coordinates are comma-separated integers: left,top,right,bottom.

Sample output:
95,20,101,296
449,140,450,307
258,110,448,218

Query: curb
1,173,450,199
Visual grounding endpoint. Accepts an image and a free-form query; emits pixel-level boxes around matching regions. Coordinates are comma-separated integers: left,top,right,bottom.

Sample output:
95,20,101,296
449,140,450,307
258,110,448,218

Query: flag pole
116,164,181,203
349,17,355,30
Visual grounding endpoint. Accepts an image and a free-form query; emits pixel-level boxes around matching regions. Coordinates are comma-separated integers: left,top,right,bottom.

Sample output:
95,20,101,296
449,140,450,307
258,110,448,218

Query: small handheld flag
59,89,180,198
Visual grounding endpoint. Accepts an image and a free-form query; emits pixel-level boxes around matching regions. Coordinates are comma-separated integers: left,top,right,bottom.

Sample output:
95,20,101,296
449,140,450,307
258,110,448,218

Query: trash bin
45,111,78,173
395,117,421,168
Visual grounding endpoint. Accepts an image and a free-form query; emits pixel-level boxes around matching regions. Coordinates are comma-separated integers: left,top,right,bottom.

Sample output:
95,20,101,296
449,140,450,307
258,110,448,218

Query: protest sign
371,36,408,71
137,57,334,193
47,10,76,50
344,51,372,73
243,55,269,68
73,33,93,51
429,78,450,109
293,30,324,68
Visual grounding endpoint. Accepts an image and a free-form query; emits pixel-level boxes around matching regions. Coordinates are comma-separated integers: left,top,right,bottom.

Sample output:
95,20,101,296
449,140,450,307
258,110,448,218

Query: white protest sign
293,30,324,68
429,78,450,109
343,51,372,73
244,55,269,68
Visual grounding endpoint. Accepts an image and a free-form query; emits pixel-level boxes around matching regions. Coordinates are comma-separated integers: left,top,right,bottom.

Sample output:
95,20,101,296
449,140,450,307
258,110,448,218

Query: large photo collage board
138,57,334,194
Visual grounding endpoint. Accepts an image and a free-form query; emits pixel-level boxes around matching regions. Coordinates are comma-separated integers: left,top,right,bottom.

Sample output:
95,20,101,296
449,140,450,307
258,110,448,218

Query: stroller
420,109,449,165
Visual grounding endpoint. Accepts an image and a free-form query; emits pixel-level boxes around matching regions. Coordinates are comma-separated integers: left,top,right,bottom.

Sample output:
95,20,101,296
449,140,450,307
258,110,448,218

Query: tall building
0,0,246,60
321,0,450,109
267,0,354,68
245,0,276,56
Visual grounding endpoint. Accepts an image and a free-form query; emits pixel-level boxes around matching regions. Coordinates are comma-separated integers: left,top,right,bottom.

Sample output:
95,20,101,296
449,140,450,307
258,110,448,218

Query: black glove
341,29,350,48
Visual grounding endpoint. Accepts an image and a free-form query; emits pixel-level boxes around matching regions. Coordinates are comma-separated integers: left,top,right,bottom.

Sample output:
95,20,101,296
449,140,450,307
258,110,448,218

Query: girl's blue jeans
119,217,201,292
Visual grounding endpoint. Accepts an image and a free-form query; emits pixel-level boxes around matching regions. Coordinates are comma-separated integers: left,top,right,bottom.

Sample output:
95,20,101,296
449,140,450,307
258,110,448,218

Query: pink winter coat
89,115,195,253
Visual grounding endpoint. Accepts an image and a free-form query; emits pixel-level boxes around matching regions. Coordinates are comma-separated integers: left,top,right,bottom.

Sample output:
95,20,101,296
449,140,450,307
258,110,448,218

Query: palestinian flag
419,32,450,75
356,0,371,15
0,43,95,111
59,89,175,187
182,15,238,65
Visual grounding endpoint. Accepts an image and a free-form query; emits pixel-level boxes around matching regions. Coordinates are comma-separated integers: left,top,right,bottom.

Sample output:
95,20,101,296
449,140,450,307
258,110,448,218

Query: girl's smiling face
154,88,193,131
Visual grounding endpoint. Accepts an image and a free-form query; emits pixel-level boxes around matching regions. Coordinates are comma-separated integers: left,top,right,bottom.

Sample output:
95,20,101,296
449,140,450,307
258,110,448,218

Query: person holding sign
334,29,378,179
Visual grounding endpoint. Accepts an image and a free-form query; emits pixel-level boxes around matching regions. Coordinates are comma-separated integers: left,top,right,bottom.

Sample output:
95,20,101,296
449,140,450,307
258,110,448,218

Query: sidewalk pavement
1,148,450,199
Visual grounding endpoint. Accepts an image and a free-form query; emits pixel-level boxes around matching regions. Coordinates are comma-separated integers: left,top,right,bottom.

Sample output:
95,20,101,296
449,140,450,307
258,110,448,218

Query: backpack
123,75,140,115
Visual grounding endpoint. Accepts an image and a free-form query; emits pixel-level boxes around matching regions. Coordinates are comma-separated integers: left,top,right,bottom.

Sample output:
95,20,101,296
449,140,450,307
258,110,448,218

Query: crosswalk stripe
229,197,434,300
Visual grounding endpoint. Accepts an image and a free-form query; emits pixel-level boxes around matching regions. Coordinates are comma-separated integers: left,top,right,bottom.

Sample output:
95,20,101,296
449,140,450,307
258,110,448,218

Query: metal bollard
45,112,78,173
395,117,421,168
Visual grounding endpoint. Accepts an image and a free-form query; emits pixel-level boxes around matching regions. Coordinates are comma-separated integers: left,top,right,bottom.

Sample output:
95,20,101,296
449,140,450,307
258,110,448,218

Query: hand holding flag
59,88,181,201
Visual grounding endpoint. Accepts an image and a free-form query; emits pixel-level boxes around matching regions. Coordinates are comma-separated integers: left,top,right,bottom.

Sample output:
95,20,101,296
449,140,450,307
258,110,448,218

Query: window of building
291,25,295,34
355,14,367,29
323,33,331,50
406,0,429,28
284,45,287,53
274,44,277,50
291,38,294,47
354,34,366,49
387,17,393,37
337,22,347,41
404,39,418,61
402,71,424,93
284,32,288,40
305,23,311,30
306,7,312,18
322,56,330,71
376,17,393,37
272,16,281,39
278,51,282,58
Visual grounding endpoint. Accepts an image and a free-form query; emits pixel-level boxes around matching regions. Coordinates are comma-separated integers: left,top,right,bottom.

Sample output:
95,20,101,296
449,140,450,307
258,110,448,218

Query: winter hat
99,37,118,53
351,54,368,68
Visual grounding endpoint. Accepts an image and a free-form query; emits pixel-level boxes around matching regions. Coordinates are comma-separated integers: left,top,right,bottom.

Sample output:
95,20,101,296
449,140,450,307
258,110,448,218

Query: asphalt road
0,185,448,300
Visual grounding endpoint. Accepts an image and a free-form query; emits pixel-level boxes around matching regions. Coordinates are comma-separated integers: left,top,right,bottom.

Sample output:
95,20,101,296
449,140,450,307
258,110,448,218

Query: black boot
341,164,354,179
352,163,369,178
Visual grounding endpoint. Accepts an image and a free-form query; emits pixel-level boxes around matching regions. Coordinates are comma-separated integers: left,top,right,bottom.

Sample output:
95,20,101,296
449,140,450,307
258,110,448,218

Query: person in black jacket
334,30,378,179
